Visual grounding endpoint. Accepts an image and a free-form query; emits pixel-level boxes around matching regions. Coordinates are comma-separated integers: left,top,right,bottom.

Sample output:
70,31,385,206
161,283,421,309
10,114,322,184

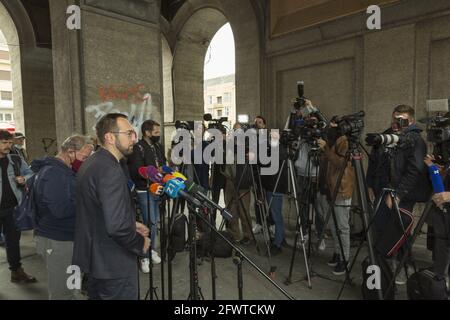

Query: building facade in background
0,31,14,132
204,74,236,129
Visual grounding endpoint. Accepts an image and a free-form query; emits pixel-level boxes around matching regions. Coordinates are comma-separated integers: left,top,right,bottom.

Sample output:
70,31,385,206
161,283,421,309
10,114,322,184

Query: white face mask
14,144,23,150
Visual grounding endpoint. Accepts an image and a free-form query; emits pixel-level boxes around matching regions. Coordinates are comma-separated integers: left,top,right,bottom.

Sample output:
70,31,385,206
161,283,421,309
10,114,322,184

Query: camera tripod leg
285,160,312,288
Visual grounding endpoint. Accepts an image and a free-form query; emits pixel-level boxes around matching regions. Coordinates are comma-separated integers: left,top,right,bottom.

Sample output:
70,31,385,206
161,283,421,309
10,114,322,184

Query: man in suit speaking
73,113,150,300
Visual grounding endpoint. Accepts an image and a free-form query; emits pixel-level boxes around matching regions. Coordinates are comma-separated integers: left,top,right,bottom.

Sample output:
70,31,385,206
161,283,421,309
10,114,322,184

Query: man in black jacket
73,113,150,300
128,120,165,272
366,105,429,285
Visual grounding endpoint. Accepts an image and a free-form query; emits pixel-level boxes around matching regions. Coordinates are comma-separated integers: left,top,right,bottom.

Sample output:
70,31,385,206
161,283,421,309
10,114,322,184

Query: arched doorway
203,23,236,129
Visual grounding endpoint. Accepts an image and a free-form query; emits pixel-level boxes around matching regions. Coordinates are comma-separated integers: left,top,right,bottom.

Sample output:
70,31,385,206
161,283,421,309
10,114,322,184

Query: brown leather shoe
11,267,37,283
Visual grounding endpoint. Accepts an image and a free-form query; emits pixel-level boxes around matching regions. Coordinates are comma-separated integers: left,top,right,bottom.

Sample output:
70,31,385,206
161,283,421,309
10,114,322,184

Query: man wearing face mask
128,120,165,272
32,134,93,299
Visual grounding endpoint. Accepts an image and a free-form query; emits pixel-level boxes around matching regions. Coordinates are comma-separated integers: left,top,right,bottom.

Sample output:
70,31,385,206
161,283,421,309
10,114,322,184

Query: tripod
321,138,382,300
269,142,311,288
233,160,276,275
186,202,205,300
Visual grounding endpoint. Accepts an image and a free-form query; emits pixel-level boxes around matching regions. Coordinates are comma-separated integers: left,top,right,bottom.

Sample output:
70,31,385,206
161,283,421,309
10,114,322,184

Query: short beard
115,141,133,157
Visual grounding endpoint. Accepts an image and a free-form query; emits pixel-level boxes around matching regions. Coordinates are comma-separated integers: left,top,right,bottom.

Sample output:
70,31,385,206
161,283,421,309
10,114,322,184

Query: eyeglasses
111,130,137,139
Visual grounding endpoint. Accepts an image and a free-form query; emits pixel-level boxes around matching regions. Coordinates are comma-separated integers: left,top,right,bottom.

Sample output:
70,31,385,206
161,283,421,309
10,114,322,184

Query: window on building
1,91,12,101
217,96,222,104
208,96,213,105
4,113,12,122
217,109,223,117
0,70,11,81
225,107,229,116
224,92,231,103
0,114,4,121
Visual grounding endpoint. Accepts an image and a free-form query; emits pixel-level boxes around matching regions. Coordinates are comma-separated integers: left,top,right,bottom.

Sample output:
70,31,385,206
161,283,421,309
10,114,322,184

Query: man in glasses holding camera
366,105,429,285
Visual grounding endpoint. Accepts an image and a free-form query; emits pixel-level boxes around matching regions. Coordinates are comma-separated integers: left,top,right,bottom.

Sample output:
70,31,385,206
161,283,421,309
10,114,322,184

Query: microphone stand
184,197,295,300
159,196,167,300
144,181,158,300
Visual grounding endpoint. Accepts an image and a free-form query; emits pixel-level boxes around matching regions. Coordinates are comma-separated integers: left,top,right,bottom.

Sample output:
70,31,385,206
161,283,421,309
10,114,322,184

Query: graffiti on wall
98,83,148,103
85,91,160,134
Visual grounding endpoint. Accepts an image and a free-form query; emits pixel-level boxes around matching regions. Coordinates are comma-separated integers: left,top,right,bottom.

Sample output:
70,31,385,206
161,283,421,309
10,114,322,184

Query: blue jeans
266,191,284,248
137,191,160,248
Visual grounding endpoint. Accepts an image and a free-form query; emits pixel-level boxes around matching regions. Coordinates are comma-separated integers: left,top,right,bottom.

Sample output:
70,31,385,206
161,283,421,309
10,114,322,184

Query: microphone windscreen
162,174,176,183
173,172,187,181
162,165,174,174
138,166,148,179
149,183,163,195
147,165,162,183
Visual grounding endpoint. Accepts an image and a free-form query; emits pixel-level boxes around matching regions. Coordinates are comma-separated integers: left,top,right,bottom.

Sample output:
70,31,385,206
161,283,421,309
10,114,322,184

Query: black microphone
184,180,233,221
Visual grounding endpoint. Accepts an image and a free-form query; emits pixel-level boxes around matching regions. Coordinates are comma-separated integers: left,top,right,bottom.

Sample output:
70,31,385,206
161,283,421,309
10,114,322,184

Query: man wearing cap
11,133,28,163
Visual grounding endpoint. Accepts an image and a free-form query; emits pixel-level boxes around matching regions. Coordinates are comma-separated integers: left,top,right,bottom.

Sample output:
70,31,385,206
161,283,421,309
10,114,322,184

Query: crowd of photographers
1,95,450,300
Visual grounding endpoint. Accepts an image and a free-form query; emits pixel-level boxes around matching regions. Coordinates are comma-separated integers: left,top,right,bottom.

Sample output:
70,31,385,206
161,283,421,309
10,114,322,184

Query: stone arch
171,0,261,122
0,0,57,158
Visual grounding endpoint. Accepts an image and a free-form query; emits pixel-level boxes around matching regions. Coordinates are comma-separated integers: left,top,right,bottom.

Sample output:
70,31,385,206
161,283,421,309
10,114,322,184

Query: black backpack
198,231,234,258
407,269,448,300
168,213,188,261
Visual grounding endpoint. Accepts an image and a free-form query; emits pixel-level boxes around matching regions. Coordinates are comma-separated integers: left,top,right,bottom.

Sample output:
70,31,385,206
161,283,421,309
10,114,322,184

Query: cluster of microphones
138,165,232,221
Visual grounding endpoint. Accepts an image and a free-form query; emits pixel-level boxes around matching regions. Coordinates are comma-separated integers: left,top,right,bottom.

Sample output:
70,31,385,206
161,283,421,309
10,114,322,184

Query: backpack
407,269,448,300
13,173,38,231
168,213,188,261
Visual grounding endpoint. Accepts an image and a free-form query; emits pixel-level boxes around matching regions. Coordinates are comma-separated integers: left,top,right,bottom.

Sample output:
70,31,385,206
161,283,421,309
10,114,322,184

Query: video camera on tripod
280,81,328,148
332,111,365,141
204,113,229,132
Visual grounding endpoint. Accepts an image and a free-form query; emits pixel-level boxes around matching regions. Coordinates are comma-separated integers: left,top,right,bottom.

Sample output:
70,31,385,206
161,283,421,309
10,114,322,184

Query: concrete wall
80,1,162,139
264,0,450,135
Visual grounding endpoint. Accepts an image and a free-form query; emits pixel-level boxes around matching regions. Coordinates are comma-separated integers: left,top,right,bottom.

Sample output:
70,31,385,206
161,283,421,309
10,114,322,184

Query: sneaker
252,224,263,234
140,258,150,273
269,225,275,236
395,268,408,285
327,253,341,267
151,250,161,264
318,239,326,251
332,261,349,276
11,267,37,283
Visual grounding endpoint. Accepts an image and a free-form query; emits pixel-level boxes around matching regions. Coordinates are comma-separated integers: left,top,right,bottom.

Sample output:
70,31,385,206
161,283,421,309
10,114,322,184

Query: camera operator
291,100,321,239
261,130,289,255
128,120,165,272
317,122,355,275
366,105,429,284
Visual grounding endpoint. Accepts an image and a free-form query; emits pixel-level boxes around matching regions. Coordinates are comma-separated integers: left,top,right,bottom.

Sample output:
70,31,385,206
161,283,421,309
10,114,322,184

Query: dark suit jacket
72,148,145,279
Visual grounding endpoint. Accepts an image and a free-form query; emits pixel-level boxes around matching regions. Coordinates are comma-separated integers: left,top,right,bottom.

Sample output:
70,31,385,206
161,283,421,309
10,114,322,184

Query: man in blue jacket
33,134,93,299
0,130,35,283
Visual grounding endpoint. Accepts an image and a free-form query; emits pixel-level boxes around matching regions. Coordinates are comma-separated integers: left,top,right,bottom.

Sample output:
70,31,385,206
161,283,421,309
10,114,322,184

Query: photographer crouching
365,105,430,285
